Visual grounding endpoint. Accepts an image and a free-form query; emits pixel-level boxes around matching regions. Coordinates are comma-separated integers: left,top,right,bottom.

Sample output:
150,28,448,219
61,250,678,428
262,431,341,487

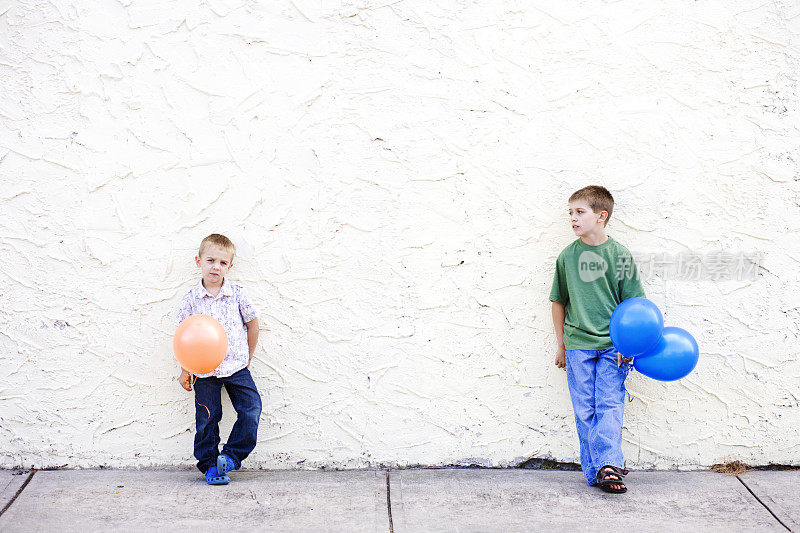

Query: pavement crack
0,469,36,519
386,470,393,533
736,475,790,531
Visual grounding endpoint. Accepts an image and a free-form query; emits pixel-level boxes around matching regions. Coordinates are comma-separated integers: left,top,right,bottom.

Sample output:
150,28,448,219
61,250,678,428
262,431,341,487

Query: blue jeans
193,368,262,473
565,347,628,485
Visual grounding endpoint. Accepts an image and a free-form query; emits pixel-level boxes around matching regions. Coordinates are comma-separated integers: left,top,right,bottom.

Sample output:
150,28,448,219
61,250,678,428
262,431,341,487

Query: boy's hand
178,369,192,391
555,345,566,370
617,353,632,367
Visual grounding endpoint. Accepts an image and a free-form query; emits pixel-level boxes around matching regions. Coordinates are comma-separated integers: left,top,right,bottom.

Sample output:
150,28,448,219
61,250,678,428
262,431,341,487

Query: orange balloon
173,315,228,374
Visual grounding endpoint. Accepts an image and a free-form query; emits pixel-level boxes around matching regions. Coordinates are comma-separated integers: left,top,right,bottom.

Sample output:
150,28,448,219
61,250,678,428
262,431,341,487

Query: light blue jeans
565,347,628,485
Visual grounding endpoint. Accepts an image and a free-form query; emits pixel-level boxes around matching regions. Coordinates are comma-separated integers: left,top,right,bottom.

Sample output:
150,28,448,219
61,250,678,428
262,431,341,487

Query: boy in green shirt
550,186,645,494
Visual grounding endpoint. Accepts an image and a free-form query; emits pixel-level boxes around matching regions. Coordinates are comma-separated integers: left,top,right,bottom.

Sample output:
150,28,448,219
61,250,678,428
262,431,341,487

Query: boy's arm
549,254,568,370
551,301,566,370
619,252,646,300
176,294,194,391
245,318,259,366
236,286,259,367
616,251,645,366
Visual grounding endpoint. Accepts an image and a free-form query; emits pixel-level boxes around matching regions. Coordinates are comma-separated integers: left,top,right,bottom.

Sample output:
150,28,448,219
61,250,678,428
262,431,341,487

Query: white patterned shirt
175,278,258,378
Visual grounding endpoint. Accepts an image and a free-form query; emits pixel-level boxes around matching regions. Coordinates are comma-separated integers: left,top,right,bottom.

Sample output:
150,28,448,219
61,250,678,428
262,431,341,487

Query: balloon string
622,362,634,403
191,375,211,419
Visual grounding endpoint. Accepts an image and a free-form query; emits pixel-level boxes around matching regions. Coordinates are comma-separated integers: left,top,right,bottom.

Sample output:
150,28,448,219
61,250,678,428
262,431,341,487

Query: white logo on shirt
578,250,607,282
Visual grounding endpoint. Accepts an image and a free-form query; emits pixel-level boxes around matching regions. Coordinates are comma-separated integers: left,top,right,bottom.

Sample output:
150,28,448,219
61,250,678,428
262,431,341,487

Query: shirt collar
193,277,233,299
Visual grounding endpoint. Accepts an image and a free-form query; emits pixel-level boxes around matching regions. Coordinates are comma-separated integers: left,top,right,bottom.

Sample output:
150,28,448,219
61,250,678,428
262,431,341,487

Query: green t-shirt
549,237,645,350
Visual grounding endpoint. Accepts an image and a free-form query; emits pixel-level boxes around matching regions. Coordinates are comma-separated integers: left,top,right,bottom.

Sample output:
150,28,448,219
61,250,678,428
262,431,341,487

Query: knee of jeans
246,398,262,422
572,403,594,424
596,391,624,411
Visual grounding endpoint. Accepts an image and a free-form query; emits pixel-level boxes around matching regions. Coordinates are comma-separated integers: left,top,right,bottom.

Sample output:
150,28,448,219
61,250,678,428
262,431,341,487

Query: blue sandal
205,466,230,485
217,453,238,475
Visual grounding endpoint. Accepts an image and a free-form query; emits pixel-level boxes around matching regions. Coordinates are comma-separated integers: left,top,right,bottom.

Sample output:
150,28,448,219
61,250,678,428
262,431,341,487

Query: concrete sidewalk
0,468,796,532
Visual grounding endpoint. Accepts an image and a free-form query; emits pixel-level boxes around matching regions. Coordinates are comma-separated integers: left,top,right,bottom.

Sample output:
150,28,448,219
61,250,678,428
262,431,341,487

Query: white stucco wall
1,0,798,470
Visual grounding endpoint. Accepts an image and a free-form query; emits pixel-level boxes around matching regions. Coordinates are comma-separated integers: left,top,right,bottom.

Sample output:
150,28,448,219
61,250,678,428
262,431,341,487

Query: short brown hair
569,186,614,225
198,233,236,261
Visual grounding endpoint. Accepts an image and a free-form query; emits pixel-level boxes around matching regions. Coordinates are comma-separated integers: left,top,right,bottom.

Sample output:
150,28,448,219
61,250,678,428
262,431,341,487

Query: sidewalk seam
0,469,36,519
386,470,393,533
736,475,791,532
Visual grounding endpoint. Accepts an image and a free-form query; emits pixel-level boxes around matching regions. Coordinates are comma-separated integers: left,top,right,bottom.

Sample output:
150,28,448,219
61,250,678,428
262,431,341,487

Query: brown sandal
596,465,627,493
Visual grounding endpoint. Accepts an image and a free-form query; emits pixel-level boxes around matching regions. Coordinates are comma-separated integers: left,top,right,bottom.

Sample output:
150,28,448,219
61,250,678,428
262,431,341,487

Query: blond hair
198,233,236,262
569,186,614,226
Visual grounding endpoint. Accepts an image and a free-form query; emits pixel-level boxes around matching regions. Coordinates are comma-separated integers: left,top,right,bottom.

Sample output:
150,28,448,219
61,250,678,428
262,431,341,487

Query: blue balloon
609,297,664,357
633,327,699,381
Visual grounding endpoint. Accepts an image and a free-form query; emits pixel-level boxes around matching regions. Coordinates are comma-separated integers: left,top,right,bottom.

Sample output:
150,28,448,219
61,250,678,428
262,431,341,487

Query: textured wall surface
1,0,798,469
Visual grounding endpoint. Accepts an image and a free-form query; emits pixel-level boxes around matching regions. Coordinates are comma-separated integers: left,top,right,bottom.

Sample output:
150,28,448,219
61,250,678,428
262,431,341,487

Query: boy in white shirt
176,234,260,485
